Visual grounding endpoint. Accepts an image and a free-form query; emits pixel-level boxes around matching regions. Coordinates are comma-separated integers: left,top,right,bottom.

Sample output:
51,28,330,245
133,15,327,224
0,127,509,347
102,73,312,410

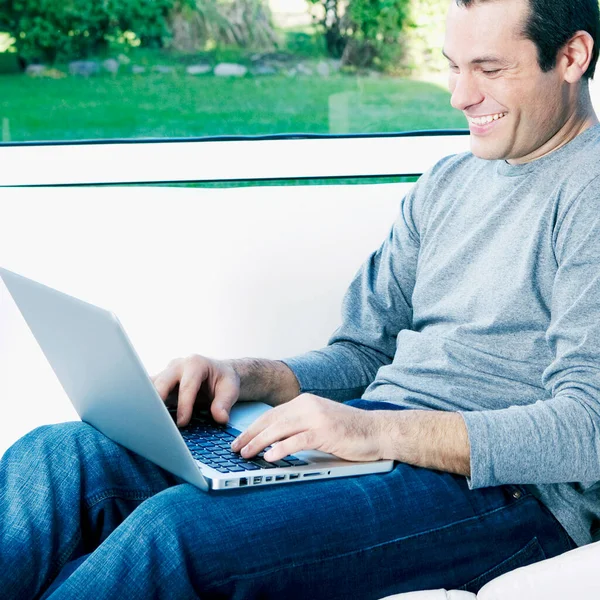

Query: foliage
0,0,177,63
168,0,279,53
307,0,410,70
400,0,448,74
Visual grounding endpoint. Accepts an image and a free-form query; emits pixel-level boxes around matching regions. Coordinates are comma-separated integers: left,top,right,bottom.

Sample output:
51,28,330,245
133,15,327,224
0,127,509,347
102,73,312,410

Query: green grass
0,70,466,142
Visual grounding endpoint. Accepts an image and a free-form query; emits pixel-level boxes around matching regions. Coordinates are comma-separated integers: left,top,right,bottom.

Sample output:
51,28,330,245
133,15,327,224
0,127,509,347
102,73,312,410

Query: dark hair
456,0,600,79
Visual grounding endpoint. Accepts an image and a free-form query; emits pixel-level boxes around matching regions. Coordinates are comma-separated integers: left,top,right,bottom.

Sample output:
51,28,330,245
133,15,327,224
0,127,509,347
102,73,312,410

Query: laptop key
250,458,277,469
286,458,309,466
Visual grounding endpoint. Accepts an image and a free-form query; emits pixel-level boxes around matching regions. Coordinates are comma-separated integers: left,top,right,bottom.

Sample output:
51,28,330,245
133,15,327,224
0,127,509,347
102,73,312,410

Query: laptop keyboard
179,413,309,474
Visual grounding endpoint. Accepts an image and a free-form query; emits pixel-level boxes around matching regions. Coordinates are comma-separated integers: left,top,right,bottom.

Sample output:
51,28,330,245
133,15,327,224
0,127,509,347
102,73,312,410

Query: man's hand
230,394,386,463
151,355,241,426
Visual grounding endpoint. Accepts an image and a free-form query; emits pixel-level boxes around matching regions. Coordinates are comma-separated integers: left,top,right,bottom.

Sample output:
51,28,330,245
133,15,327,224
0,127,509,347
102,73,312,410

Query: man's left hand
230,394,386,463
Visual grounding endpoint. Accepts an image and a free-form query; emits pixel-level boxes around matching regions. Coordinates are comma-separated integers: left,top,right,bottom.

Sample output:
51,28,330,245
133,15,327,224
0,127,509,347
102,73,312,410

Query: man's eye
483,69,501,75
448,64,459,72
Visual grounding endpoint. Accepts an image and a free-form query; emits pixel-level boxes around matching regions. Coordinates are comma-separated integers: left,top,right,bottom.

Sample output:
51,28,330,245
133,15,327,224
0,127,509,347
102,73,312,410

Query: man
2,0,599,597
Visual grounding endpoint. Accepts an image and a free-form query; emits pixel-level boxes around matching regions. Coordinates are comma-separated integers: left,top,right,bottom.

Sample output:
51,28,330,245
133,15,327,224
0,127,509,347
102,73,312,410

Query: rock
296,63,312,76
131,65,146,74
43,68,67,79
214,63,247,77
25,64,46,76
68,60,100,77
186,64,212,75
102,58,119,74
316,61,330,77
117,54,131,65
329,59,342,72
153,65,175,74
251,64,278,76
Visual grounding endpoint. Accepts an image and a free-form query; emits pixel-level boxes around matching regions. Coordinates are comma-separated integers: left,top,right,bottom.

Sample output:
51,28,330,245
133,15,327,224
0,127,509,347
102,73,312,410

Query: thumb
211,377,239,423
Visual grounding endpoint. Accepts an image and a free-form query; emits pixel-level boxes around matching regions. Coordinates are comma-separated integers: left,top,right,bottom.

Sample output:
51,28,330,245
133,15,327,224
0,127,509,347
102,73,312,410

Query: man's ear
559,30,595,83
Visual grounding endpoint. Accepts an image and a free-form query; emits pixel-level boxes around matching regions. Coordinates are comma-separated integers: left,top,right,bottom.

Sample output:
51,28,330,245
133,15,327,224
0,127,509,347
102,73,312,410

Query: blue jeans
0,400,575,599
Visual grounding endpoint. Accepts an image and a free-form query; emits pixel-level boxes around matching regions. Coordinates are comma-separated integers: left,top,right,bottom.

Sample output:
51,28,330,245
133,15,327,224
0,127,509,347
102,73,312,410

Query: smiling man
2,1,600,599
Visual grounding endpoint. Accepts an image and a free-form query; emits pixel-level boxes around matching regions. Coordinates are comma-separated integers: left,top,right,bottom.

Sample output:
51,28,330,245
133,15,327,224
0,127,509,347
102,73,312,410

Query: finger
210,376,239,424
176,368,205,427
239,423,304,459
230,410,277,452
237,417,307,459
151,367,180,402
263,431,316,462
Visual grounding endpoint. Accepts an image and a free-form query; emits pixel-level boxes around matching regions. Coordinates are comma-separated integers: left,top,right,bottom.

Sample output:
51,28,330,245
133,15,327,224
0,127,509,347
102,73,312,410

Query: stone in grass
153,65,175,74
69,60,100,77
131,65,146,74
316,61,330,77
26,64,47,76
186,64,212,75
251,64,278,76
102,58,119,74
296,63,312,76
214,63,247,77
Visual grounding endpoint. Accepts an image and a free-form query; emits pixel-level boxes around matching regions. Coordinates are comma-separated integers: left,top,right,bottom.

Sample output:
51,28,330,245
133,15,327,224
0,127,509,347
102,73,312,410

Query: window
0,0,466,143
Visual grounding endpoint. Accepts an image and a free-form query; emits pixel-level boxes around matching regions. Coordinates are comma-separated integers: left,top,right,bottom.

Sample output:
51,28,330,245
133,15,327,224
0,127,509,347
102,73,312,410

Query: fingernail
231,439,239,451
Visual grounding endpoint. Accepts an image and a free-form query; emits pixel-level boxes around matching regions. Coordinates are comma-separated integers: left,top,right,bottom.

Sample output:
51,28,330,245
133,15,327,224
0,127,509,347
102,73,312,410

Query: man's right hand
151,355,241,427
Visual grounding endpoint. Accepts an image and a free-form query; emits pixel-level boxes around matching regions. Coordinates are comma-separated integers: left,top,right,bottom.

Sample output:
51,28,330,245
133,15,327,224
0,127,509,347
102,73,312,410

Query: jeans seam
39,531,83,598
84,488,160,511
204,493,534,590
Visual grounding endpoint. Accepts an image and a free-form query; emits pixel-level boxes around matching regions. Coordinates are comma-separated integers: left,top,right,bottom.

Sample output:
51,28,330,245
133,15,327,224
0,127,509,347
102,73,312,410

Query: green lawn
0,71,466,142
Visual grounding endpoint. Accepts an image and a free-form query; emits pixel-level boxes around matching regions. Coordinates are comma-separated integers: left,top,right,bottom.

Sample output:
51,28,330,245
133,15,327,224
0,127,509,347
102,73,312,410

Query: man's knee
7,421,106,462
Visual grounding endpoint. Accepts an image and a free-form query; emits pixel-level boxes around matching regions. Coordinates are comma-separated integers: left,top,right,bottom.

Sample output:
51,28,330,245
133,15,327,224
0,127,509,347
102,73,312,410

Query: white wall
0,183,409,456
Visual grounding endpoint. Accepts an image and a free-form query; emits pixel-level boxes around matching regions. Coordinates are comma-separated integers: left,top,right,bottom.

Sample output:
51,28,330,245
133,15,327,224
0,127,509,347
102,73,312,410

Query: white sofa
1,133,598,598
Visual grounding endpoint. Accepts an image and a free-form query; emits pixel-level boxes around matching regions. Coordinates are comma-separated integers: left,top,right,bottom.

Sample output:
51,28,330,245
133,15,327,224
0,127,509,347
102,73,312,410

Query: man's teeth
468,112,507,125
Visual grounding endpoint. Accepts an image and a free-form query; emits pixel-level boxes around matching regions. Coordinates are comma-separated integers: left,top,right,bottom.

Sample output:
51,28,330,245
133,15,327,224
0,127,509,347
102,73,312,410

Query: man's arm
231,391,472,476
280,178,425,401
375,409,471,477
229,358,300,406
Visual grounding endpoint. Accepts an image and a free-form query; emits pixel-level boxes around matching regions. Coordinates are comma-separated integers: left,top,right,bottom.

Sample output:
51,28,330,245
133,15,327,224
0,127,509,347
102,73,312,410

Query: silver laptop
0,267,394,491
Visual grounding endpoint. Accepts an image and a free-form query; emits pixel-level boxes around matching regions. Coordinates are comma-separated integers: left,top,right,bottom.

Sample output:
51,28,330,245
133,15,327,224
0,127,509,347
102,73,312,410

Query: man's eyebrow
442,50,509,65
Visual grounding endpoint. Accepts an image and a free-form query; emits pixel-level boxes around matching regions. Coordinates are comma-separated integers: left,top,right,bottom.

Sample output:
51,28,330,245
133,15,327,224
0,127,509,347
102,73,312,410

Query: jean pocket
457,536,546,594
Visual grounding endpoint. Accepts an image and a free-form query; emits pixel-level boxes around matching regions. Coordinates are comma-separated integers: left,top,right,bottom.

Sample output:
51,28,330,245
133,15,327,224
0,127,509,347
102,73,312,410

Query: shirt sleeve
461,176,600,488
280,180,423,401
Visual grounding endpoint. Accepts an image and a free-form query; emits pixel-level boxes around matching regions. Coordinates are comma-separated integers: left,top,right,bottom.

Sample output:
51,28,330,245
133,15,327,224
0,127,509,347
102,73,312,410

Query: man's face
444,0,569,163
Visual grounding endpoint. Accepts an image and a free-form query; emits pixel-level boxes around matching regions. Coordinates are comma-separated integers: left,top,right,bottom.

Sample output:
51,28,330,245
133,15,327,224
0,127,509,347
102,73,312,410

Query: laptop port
275,475,286,481
265,476,273,482
239,477,248,486
289,473,300,480
303,472,321,477
253,476,263,484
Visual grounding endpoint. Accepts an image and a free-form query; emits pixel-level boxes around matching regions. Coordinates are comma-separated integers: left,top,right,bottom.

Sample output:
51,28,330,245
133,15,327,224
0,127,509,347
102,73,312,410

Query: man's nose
450,72,484,112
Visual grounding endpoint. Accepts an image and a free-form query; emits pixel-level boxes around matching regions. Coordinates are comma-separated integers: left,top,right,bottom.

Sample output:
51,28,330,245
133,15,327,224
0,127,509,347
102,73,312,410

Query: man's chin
469,137,508,161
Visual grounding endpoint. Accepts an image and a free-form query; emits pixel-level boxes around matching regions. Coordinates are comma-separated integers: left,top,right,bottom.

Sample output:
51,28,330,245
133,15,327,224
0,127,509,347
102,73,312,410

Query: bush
342,0,410,68
168,0,279,53
308,0,410,70
400,0,448,75
0,0,178,63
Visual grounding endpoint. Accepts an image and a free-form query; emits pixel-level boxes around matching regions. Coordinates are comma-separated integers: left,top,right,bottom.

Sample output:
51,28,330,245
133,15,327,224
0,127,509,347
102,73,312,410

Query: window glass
0,1,465,143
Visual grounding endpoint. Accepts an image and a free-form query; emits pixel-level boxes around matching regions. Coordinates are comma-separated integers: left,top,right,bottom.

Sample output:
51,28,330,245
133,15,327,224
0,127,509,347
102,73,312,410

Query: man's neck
507,87,599,166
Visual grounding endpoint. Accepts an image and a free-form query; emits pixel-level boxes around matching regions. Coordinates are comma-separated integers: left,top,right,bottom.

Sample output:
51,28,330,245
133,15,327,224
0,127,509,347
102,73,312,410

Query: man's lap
39,402,573,597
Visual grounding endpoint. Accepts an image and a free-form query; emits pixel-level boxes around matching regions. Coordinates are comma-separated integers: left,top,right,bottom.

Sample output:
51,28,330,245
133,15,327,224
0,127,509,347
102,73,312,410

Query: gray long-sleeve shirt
282,124,600,547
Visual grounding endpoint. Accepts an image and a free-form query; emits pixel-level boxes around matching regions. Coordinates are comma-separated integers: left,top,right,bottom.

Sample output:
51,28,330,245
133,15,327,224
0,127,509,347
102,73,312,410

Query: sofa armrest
478,540,600,599
379,590,476,600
